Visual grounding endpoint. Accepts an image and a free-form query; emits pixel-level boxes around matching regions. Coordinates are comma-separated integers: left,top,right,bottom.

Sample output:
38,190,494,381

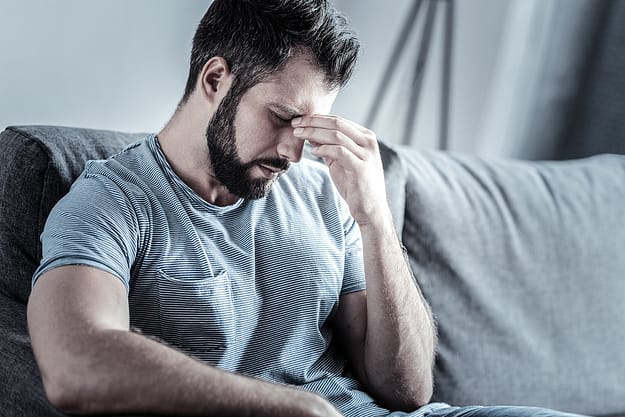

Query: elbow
377,373,434,412
393,383,434,412
411,379,434,410
41,368,107,415
43,372,90,414
43,374,84,414
361,355,435,411
32,334,125,414
406,370,434,410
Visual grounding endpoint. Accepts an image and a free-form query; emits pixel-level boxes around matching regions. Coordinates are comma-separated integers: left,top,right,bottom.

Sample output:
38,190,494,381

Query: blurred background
0,0,623,160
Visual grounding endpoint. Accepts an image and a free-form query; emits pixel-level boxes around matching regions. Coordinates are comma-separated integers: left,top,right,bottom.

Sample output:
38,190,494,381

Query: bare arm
292,115,436,410
333,216,436,410
27,265,342,417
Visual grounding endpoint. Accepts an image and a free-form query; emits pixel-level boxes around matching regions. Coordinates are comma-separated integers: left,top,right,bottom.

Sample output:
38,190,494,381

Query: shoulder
58,136,160,226
83,136,154,183
77,136,162,201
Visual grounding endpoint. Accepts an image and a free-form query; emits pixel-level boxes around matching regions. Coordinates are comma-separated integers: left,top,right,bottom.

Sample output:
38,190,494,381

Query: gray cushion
0,297,66,416
399,148,625,416
379,141,407,235
0,125,143,304
0,126,142,416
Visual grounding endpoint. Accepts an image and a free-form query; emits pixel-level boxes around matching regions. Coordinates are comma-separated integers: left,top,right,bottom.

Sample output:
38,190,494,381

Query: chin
234,178,274,200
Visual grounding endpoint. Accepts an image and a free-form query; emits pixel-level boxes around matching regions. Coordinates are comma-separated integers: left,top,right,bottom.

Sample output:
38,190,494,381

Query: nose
276,130,305,163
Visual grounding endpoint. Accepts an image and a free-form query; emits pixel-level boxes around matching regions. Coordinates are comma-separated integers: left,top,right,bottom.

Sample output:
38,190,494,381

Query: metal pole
365,0,424,129
440,0,454,150
402,0,437,145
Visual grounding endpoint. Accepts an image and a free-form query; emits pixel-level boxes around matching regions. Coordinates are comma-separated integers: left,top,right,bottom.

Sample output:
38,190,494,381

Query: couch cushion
379,141,407,235
0,125,142,417
0,125,142,304
399,148,625,416
0,295,66,416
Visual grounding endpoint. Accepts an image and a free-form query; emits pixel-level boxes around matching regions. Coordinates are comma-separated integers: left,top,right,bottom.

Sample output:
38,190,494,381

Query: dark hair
180,0,360,105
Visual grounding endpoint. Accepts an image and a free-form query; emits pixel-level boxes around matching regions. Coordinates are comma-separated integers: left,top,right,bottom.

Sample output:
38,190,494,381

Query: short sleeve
32,172,140,292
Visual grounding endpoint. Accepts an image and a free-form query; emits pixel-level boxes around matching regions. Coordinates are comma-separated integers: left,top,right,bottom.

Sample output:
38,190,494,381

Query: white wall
333,0,511,151
0,0,207,133
1,1,515,154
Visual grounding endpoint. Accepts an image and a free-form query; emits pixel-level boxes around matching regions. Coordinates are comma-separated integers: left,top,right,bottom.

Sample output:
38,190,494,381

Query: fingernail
293,127,304,135
291,117,302,126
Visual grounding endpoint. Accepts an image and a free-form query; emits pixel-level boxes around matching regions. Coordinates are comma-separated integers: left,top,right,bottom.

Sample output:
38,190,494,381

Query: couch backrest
4,125,623,416
0,126,142,304
398,147,625,416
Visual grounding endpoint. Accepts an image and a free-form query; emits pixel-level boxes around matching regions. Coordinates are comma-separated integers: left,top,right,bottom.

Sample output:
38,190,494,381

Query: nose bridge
276,128,304,163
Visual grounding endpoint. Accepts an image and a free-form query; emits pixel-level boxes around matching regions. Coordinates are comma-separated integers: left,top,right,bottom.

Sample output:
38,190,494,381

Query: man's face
204,89,289,200
205,54,338,200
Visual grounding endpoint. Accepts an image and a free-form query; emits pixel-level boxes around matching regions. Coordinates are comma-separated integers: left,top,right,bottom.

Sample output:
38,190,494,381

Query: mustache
249,157,291,172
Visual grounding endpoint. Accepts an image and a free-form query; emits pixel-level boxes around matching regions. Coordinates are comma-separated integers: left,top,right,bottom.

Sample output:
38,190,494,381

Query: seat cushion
399,148,625,416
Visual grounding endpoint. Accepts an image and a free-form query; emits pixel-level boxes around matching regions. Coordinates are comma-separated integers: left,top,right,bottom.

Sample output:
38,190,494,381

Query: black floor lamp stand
365,0,454,149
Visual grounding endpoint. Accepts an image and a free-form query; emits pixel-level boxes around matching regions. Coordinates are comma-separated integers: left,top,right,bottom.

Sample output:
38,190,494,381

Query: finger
294,127,367,160
336,116,374,136
311,144,362,167
293,115,370,146
292,115,376,148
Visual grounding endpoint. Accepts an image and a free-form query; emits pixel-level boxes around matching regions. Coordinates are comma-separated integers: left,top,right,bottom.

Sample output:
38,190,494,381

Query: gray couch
1,125,624,417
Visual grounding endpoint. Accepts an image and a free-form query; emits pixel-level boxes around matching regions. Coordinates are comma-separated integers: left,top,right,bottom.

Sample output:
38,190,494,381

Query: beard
205,89,290,200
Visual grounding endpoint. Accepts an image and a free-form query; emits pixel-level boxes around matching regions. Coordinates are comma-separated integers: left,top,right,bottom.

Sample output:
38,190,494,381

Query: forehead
244,54,338,116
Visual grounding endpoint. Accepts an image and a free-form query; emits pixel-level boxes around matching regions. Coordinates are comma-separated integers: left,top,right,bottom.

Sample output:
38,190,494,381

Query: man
27,1,584,417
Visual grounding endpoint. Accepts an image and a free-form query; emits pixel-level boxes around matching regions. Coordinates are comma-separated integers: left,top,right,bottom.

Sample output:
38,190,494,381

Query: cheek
240,112,279,140
234,116,279,161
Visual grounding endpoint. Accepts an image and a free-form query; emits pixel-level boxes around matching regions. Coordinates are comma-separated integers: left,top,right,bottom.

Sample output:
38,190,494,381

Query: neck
157,100,240,206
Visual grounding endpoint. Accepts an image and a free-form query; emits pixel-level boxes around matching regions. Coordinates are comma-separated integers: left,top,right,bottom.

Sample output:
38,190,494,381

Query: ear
199,57,232,102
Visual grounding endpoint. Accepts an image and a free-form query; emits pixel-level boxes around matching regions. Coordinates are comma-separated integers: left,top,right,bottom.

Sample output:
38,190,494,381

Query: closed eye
272,112,292,124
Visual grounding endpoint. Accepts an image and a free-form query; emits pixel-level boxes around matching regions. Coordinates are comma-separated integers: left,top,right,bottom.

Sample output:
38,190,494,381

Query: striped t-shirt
34,134,404,416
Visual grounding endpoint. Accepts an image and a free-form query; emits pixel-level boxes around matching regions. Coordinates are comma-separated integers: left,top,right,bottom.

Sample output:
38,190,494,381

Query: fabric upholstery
0,125,143,303
0,126,141,416
378,141,407,235
2,125,624,417
398,147,625,416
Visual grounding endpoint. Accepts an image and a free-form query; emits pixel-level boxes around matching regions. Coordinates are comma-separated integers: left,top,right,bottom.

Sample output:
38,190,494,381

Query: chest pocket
156,269,235,355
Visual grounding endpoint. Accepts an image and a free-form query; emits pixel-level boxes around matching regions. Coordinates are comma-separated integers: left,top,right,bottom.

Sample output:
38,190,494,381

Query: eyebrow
270,103,306,119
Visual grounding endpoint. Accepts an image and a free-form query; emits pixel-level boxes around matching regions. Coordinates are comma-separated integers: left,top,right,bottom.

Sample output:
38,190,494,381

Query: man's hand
292,115,388,227
293,115,436,410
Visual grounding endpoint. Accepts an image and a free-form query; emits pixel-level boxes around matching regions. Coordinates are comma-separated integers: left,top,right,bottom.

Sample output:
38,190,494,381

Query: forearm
289,114,434,408
359,208,436,409
44,328,335,416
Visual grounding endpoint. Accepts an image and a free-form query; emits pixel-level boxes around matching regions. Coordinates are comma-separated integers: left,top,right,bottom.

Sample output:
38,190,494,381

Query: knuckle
365,135,378,149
